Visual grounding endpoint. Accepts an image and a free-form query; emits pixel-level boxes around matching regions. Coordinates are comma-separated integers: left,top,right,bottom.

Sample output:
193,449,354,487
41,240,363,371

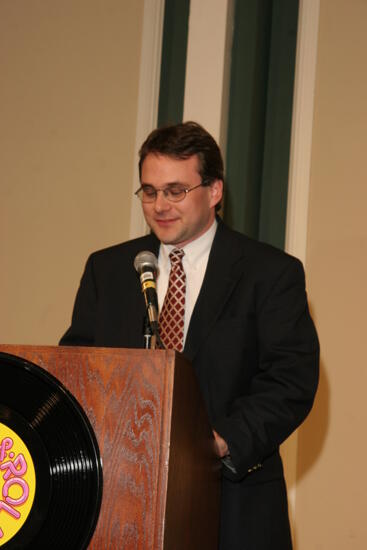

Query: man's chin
158,234,180,245
149,224,181,245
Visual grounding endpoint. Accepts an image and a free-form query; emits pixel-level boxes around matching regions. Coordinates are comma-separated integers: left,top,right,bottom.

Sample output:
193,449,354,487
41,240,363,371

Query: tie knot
169,248,185,266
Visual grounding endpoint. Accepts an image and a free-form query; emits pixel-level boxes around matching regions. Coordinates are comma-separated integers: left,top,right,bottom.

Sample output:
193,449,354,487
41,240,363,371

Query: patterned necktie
159,248,186,352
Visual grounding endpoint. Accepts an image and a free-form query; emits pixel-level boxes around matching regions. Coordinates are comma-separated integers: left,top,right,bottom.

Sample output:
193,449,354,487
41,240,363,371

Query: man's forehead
141,152,201,180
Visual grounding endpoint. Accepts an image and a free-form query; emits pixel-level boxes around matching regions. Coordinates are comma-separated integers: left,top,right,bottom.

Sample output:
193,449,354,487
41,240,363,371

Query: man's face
140,153,223,248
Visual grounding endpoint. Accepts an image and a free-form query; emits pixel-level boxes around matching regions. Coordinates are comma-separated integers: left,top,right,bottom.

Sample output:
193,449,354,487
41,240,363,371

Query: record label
0,423,36,546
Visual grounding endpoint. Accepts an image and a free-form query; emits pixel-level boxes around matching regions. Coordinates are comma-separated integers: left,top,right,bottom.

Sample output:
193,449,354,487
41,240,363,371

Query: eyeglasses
135,182,205,203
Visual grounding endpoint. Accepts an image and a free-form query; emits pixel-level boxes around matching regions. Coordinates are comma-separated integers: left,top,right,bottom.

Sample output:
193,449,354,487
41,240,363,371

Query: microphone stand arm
143,310,165,350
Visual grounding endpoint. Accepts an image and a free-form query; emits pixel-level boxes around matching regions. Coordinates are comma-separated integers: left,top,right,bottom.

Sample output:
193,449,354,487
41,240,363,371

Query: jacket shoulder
217,222,303,271
88,234,159,264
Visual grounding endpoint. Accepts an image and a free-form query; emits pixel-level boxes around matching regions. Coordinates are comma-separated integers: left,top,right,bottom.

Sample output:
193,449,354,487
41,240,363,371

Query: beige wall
0,0,144,345
295,0,367,548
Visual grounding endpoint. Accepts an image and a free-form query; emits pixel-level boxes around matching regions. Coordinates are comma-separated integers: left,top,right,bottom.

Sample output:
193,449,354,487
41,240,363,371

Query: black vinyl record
0,352,102,549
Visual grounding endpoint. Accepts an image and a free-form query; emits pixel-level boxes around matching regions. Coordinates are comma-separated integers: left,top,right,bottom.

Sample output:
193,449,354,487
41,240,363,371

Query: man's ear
209,179,224,208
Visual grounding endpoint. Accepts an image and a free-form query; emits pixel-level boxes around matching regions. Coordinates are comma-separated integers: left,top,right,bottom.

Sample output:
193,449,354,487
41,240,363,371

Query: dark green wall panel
158,0,190,126
224,0,299,250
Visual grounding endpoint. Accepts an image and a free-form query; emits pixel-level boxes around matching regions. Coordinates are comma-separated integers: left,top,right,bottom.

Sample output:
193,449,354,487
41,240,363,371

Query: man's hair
139,121,224,210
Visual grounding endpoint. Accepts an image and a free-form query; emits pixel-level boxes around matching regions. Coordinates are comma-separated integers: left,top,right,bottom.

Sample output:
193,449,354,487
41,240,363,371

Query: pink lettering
3,478,29,507
0,454,28,480
0,438,13,463
0,439,33,539
0,499,20,519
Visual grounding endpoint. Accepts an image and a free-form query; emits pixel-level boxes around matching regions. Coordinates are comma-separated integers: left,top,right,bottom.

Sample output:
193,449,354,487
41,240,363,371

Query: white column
183,0,234,150
284,0,320,523
286,0,320,263
129,0,165,239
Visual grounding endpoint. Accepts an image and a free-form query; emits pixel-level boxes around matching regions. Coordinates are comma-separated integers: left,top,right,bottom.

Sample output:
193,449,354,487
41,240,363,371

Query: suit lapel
184,221,247,361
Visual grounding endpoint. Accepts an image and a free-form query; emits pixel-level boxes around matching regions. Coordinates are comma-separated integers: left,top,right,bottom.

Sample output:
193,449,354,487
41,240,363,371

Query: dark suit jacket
60,220,319,548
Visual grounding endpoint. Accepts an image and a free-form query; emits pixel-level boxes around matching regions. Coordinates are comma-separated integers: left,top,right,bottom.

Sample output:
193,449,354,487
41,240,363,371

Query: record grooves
0,352,102,549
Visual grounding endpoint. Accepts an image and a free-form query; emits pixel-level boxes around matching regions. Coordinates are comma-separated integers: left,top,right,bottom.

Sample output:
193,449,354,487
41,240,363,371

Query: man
60,122,319,549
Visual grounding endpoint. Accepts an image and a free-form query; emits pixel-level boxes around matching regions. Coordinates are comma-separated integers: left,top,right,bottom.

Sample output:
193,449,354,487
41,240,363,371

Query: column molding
129,0,165,239
283,0,320,521
285,0,320,263
183,0,234,149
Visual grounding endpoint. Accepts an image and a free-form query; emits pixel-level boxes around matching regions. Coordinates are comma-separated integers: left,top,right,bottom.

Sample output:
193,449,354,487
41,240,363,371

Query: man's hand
212,429,229,458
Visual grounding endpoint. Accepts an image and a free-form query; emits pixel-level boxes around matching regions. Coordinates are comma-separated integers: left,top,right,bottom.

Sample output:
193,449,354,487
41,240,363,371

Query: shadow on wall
292,354,330,549
296,358,329,479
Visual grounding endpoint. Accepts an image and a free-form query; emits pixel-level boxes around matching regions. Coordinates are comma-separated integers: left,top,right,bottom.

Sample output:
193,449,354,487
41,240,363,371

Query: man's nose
154,190,171,211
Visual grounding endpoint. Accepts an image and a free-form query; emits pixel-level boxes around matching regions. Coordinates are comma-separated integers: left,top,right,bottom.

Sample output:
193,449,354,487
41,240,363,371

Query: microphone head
134,251,158,275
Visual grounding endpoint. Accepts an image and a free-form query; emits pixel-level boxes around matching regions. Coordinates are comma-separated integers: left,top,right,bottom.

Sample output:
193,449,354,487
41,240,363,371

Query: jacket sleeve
214,258,319,480
59,254,98,346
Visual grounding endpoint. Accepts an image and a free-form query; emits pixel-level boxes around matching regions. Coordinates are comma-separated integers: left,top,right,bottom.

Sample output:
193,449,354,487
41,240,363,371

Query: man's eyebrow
140,181,184,187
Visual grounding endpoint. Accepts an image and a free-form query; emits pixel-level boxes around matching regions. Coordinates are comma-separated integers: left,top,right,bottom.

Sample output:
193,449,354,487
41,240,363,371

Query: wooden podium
0,345,221,549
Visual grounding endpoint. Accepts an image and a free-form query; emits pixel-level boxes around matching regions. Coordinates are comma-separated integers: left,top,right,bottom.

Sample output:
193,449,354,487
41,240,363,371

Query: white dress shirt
157,219,218,347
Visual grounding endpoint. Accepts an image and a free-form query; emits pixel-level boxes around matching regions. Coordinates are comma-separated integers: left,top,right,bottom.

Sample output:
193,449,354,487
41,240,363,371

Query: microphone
134,251,159,329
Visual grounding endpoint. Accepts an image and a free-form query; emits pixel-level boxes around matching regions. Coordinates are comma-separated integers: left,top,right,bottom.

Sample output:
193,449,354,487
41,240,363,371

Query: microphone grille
134,251,158,274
